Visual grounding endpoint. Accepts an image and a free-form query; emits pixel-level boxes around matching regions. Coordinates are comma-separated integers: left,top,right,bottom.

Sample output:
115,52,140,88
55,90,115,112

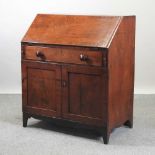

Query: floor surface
0,94,155,155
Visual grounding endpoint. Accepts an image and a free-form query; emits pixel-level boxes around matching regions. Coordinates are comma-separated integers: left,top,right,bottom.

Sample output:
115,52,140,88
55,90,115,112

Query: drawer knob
36,51,45,59
80,54,88,61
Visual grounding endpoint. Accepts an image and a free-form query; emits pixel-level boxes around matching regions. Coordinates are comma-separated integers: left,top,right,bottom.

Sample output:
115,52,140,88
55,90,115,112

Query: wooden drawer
24,46,61,62
23,46,103,66
61,47,103,66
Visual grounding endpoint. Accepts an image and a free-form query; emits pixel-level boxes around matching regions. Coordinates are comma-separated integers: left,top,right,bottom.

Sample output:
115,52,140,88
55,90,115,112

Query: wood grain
24,45,103,66
21,14,135,144
22,61,61,117
62,65,107,126
108,16,136,133
22,14,122,48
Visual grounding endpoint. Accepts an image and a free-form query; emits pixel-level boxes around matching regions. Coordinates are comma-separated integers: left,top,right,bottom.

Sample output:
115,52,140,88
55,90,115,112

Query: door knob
62,81,67,87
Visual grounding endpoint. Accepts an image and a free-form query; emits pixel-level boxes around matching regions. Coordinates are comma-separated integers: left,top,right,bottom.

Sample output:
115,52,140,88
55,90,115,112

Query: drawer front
24,46,61,62
61,47,103,66
23,46,103,66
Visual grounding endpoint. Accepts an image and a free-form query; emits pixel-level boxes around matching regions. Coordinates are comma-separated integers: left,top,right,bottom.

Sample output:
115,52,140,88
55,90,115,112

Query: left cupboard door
22,61,62,118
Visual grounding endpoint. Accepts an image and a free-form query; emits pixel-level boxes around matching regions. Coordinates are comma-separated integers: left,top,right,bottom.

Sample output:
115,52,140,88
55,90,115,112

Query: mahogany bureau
21,14,136,144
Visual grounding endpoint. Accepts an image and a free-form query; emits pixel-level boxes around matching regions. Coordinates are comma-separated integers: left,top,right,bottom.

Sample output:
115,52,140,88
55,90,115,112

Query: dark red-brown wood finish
21,14,136,144
61,65,107,126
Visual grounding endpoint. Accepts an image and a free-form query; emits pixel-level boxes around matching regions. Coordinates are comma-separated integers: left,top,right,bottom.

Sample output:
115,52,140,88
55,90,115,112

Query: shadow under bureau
21,14,136,144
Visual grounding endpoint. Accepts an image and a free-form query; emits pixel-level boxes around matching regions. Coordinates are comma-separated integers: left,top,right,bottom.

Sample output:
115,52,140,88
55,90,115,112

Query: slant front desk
21,14,135,144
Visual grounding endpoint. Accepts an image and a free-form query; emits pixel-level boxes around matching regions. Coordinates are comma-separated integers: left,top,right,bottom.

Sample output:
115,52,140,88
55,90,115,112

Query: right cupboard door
62,65,107,126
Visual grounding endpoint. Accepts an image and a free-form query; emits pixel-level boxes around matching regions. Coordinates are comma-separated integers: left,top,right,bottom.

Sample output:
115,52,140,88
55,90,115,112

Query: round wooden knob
80,54,88,61
36,51,45,59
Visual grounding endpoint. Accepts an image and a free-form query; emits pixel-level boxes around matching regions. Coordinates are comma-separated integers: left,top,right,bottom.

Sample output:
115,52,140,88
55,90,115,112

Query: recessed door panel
22,61,61,117
68,73,103,118
62,65,107,126
27,68,56,110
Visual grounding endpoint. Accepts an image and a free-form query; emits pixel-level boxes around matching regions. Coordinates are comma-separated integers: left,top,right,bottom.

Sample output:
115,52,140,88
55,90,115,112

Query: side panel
108,16,136,131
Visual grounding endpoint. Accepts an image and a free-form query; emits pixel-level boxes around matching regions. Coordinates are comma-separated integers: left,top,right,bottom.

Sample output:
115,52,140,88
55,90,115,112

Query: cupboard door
22,61,61,117
62,65,107,126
